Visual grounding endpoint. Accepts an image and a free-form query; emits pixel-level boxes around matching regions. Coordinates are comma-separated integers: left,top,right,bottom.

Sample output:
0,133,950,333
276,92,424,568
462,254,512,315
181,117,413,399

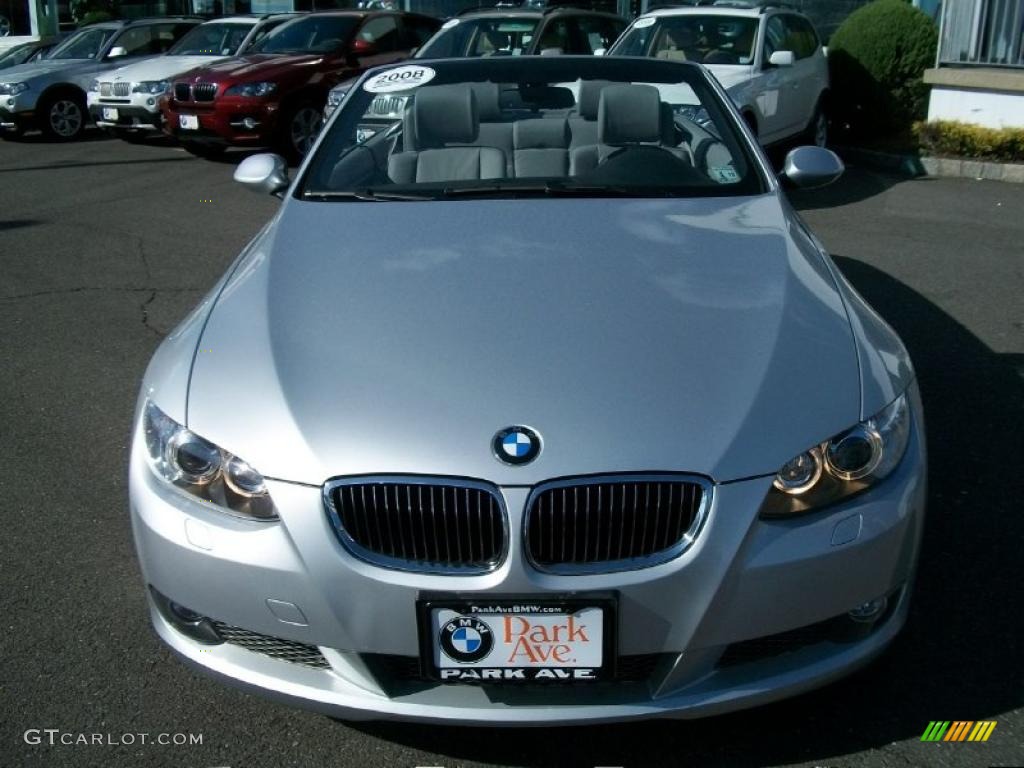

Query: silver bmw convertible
130,56,926,724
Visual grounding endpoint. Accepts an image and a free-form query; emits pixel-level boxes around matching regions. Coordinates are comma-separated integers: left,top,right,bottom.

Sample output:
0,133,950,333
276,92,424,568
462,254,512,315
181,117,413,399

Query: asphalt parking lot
2,132,1022,768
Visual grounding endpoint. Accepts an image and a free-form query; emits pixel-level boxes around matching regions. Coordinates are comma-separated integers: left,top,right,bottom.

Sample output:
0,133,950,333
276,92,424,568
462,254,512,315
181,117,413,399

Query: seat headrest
514,118,569,150
414,85,479,148
468,82,501,122
598,84,663,145
576,79,614,120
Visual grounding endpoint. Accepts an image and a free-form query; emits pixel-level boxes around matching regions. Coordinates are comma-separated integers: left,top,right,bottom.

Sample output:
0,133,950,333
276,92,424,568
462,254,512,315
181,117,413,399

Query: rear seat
513,119,570,178
388,82,691,183
568,79,613,149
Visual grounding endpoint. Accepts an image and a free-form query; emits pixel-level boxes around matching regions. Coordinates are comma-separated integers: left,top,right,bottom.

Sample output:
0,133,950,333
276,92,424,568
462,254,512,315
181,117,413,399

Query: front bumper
129,397,926,725
88,97,162,131
0,105,36,133
161,99,280,147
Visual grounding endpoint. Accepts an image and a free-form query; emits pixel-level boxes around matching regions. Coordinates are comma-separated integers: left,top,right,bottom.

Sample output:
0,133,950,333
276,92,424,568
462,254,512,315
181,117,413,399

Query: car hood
179,53,327,83
705,65,755,91
101,55,225,83
188,195,860,486
0,57,89,82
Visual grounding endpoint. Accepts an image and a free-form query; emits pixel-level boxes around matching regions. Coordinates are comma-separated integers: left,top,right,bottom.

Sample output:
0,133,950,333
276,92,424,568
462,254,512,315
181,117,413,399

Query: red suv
163,11,439,160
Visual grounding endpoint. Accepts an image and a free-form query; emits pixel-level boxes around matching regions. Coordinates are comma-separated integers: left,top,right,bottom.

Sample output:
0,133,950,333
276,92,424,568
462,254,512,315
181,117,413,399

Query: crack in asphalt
0,286,202,302
139,289,162,338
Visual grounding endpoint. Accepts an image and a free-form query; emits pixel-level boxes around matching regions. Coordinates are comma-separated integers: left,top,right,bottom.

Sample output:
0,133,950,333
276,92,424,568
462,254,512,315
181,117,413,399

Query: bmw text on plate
129,56,926,725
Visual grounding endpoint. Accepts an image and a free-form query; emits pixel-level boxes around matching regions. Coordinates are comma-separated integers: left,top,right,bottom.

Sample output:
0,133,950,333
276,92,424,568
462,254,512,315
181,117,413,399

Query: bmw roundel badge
439,616,494,663
493,426,542,466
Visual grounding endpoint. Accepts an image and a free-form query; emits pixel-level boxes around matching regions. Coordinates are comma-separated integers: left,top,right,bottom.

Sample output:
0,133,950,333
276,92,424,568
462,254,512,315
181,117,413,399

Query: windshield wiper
436,181,684,199
302,188,440,202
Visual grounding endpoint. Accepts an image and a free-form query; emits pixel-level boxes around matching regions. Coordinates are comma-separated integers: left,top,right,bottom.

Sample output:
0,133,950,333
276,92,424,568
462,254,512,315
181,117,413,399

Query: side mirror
107,46,128,58
593,47,606,56
782,146,844,189
234,153,290,197
767,50,794,67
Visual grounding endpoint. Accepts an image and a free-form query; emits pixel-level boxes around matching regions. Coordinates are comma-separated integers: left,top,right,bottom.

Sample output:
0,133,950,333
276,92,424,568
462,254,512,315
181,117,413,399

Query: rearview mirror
768,50,794,67
107,46,128,58
234,153,290,198
782,146,844,189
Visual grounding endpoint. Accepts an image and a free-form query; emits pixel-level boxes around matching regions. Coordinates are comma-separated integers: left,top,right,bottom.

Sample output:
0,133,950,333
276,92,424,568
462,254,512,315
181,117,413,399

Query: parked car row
0,0,830,158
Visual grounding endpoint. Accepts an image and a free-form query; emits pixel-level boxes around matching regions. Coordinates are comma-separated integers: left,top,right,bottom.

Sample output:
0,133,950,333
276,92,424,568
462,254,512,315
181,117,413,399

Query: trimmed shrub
915,120,1024,162
828,0,938,140
79,10,115,26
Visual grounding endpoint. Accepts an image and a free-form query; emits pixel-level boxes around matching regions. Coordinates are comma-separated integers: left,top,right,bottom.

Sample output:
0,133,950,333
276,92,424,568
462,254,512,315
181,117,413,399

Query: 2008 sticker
363,65,437,94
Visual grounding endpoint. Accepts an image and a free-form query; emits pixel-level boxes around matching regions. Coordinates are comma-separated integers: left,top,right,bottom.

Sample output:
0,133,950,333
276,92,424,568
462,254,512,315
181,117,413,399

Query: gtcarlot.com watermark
24,729,203,747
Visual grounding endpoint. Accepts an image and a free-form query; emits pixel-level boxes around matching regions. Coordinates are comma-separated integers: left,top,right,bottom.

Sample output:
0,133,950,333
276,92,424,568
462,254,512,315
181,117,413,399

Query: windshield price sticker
364,65,437,94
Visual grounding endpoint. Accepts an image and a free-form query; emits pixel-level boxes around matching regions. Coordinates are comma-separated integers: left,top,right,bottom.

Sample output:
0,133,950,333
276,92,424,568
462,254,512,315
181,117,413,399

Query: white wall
928,85,1024,129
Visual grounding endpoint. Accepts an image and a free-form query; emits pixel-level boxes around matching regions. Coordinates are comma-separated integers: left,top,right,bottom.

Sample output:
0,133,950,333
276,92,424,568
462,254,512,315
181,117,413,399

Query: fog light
169,601,203,622
147,98,155,106
848,596,887,623
150,587,222,645
242,117,257,130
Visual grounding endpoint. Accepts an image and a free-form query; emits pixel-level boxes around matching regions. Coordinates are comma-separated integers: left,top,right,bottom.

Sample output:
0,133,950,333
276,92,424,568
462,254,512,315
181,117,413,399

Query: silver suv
610,2,829,146
0,17,199,141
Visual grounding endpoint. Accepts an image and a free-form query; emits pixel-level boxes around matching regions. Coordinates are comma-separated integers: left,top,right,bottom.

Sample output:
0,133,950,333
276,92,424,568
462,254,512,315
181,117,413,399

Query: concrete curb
832,145,1024,184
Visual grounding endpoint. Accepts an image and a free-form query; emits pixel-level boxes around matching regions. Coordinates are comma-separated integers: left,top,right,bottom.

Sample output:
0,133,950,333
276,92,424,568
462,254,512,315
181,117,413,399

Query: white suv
609,2,828,146
88,14,294,141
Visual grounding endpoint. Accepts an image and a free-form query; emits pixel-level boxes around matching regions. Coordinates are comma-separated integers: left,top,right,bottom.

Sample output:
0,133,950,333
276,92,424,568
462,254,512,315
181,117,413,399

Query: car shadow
785,167,906,211
342,257,1024,767
3,127,115,144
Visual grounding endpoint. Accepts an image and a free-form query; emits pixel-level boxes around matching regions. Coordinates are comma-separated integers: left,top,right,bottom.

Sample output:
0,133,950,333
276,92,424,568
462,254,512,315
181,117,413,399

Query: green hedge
828,0,938,140
79,10,115,25
915,120,1024,163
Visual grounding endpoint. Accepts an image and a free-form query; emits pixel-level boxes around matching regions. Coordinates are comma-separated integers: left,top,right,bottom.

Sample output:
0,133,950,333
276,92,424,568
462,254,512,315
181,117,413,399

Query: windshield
302,58,764,201
251,16,357,55
0,43,35,67
612,15,759,65
48,27,115,60
169,22,252,56
418,17,540,58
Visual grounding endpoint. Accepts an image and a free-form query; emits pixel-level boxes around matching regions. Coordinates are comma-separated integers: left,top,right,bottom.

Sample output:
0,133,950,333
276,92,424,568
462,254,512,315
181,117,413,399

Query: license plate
419,597,615,683
179,114,199,130
102,107,118,121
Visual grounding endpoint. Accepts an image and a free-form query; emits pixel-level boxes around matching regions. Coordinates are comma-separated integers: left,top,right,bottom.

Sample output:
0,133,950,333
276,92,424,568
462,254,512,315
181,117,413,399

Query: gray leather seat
388,85,507,184
462,82,515,173
568,79,613,149
513,118,570,178
569,84,664,176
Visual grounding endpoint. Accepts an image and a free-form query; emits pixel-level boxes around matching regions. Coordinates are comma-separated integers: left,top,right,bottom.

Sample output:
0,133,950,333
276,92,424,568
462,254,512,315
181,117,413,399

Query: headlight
0,82,29,96
133,80,169,95
89,79,100,93
142,401,276,520
225,81,277,98
761,392,912,518
326,88,347,108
